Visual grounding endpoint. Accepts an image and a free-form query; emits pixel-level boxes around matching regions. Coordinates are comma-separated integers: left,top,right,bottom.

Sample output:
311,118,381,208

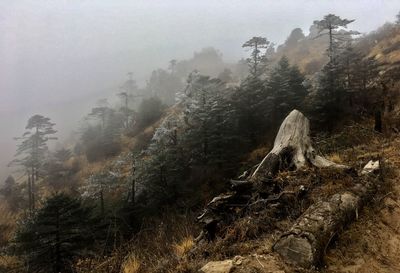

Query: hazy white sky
0,0,399,180
1,0,399,112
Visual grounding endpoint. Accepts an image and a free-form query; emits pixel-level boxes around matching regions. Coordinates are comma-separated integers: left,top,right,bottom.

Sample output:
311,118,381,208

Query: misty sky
0,0,399,181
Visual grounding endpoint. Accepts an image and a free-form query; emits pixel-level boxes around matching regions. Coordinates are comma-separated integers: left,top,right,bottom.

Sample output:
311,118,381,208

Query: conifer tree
242,36,270,78
14,194,98,273
82,170,121,216
311,14,359,127
0,175,23,211
12,115,57,212
267,56,308,126
313,14,359,62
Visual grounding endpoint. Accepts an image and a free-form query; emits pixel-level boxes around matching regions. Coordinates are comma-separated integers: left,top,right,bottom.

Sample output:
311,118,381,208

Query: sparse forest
1,4,400,273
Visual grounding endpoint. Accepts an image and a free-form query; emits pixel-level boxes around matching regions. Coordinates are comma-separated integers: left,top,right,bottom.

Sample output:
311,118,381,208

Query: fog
0,0,399,181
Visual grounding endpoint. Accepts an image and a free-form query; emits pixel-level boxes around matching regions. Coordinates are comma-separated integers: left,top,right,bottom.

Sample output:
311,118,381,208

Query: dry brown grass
173,236,195,258
72,212,199,273
0,255,21,272
122,254,141,273
0,203,19,247
327,153,342,164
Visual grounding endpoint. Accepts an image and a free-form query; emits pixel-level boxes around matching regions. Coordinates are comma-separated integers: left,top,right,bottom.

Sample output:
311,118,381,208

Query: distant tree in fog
284,28,305,47
146,68,183,105
87,99,114,130
0,175,23,211
310,14,361,128
242,36,270,78
82,105,123,162
168,59,177,74
12,115,57,212
313,14,359,62
174,47,225,78
137,97,165,129
217,68,233,83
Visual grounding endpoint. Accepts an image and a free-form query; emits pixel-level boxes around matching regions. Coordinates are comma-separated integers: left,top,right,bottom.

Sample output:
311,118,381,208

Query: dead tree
273,160,380,268
197,110,349,241
251,109,348,181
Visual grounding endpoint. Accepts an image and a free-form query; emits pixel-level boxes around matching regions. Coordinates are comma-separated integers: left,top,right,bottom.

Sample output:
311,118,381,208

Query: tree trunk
131,176,135,206
374,110,382,133
55,207,61,273
31,167,35,210
100,189,105,216
251,110,348,181
27,173,32,213
273,160,380,268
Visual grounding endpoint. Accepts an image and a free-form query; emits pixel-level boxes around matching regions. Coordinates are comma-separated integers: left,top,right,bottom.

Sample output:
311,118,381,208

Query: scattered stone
361,160,380,175
232,255,244,266
200,260,233,273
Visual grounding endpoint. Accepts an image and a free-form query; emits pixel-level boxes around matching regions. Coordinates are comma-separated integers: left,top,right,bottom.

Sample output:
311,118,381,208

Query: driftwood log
251,109,348,181
273,160,381,268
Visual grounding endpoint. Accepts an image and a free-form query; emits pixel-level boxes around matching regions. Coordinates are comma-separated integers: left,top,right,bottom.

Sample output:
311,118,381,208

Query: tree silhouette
242,36,270,78
12,115,57,212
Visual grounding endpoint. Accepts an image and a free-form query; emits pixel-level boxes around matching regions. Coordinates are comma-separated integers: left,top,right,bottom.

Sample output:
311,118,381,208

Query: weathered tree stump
251,110,348,181
197,110,352,242
273,160,380,268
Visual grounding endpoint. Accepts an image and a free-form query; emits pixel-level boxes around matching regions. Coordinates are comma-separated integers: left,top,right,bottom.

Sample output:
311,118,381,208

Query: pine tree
43,149,74,191
146,68,183,105
82,169,121,216
12,115,57,212
242,36,270,78
232,76,270,146
313,14,359,62
267,56,308,126
181,74,238,167
14,194,98,273
337,45,379,109
136,113,188,208
83,101,123,161
311,14,359,128
0,175,23,212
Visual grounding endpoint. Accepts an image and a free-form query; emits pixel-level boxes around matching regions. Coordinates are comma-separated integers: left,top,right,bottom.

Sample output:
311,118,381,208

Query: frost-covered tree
181,74,237,165
134,114,187,208
82,169,121,216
